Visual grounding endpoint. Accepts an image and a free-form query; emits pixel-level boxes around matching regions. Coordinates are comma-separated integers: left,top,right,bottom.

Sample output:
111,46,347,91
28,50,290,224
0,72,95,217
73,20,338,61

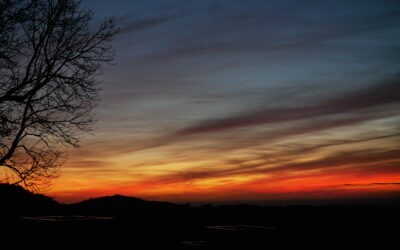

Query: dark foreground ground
1,184,399,249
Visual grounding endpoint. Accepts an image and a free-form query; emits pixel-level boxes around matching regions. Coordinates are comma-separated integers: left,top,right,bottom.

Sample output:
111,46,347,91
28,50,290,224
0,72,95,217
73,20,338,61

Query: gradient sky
50,0,400,203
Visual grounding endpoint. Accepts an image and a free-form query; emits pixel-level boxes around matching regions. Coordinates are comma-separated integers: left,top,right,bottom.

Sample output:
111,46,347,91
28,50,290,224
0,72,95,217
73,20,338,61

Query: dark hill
72,194,183,217
0,183,61,217
0,184,183,218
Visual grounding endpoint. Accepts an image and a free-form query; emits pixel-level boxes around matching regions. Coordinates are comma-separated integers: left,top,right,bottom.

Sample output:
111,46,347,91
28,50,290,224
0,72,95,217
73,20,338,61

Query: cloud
110,77,399,155
265,149,400,175
175,77,400,136
152,113,397,156
343,182,400,187
149,148,400,184
118,14,179,35
137,9,400,63
63,160,109,169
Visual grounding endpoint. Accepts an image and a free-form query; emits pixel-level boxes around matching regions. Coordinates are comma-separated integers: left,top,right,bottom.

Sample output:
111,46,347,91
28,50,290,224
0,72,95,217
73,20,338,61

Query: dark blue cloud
176,76,400,135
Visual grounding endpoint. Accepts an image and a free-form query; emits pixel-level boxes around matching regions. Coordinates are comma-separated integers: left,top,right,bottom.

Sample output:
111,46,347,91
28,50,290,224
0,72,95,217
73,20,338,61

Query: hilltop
0,184,61,217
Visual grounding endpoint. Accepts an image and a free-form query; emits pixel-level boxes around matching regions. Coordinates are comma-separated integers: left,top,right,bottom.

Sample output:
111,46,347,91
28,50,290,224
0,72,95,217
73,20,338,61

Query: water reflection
206,225,275,231
181,240,207,247
21,215,114,222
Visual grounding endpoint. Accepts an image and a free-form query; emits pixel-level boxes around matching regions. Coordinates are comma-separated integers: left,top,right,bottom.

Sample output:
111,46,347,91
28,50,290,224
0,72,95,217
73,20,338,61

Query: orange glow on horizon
47,117,400,204
50,162,400,203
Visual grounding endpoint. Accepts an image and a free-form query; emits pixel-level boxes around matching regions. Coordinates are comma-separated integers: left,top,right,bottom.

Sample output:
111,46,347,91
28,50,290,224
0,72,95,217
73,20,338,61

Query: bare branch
0,0,117,191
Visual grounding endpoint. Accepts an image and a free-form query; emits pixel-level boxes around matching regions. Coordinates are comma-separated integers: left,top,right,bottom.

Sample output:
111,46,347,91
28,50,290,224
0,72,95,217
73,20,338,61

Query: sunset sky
50,0,400,203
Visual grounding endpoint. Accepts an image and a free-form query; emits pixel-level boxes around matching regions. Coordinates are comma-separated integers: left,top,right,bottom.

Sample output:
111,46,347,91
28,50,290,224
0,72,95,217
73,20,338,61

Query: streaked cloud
343,182,400,187
176,77,400,135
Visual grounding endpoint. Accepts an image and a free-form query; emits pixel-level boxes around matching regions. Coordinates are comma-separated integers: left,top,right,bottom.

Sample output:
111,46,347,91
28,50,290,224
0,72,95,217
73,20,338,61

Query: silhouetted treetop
0,0,117,190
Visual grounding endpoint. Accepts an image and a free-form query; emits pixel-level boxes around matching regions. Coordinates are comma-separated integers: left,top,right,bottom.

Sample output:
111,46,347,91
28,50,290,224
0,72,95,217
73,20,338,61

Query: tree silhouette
0,0,117,190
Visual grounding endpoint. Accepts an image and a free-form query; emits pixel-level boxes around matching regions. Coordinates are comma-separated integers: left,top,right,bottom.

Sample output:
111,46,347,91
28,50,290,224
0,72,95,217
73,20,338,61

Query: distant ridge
77,194,145,205
0,183,60,217
72,194,180,216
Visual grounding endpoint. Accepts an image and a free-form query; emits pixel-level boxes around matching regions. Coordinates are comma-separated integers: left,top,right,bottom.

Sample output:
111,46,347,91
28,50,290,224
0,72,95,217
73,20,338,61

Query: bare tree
0,0,117,190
